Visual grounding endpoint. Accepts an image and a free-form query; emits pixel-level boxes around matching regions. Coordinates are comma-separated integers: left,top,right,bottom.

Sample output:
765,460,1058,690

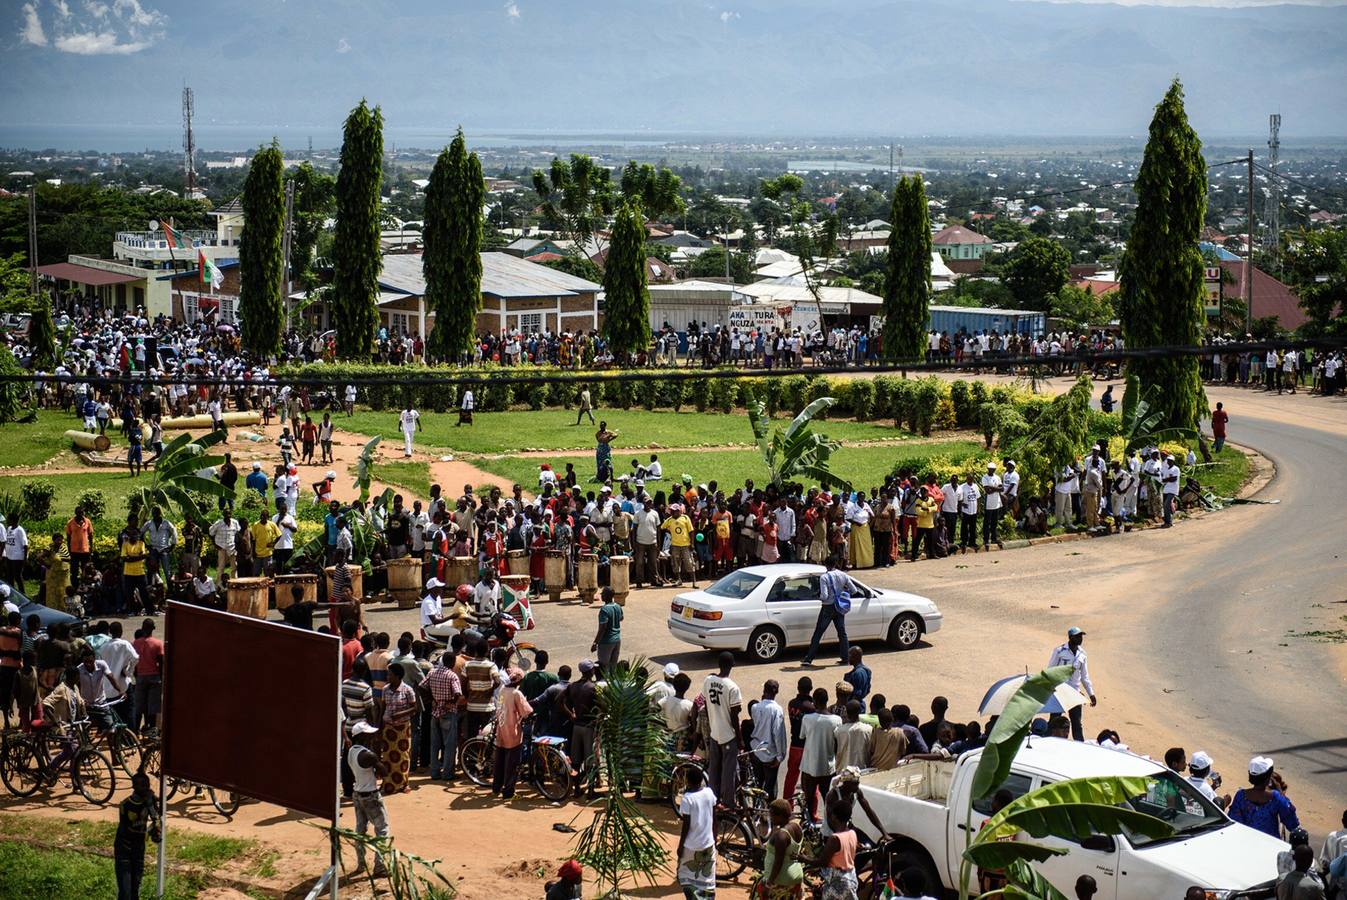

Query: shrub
849,379,876,423
709,377,735,414
891,380,917,431
482,373,514,412
914,378,944,437
969,379,990,409
873,377,898,422
804,377,831,417
663,377,687,413
639,378,659,411
688,376,711,412
935,397,958,431
780,376,808,414
21,481,56,521
74,489,107,522
949,379,975,428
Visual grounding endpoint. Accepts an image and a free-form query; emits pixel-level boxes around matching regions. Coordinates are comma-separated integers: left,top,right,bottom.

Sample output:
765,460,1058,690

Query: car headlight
1200,882,1277,900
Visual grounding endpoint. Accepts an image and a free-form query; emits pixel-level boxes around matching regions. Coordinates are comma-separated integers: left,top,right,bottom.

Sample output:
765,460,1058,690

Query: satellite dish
148,220,159,232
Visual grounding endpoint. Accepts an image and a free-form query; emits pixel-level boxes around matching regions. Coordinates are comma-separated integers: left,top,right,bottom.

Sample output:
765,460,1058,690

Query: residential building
932,224,994,261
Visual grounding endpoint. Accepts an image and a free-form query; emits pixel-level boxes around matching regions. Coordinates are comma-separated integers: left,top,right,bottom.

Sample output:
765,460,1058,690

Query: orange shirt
65,517,93,555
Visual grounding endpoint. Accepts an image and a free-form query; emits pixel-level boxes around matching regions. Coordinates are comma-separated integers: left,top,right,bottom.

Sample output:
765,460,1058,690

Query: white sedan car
667,563,943,663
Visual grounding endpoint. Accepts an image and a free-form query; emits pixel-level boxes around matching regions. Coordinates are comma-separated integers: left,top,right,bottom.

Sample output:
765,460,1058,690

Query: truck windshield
1121,771,1228,847
704,572,765,600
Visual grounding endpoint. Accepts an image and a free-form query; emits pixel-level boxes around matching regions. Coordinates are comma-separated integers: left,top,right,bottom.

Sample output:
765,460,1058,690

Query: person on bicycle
804,798,861,900
41,666,84,732
76,646,120,733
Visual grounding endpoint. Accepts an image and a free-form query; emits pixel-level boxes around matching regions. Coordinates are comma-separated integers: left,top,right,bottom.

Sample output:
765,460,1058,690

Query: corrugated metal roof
378,252,601,299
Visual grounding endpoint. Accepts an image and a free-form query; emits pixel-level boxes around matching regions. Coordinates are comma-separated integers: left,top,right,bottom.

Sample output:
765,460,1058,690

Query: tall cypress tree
881,175,932,361
1118,79,1207,430
333,100,384,360
238,141,285,357
425,129,484,361
602,201,651,363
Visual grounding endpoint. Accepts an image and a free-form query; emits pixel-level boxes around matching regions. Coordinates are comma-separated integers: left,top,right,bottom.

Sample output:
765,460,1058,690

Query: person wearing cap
1229,756,1300,839
312,470,335,505
545,859,584,900
347,720,391,876
244,461,268,496
1160,453,1181,527
1185,750,1230,809
491,666,533,799
419,577,450,635
1002,460,1020,519
980,462,1004,550
1047,627,1095,741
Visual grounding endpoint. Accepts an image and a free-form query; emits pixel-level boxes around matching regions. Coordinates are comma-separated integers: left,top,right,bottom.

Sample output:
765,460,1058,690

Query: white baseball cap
1248,756,1274,776
425,577,445,590
351,721,378,737
663,662,680,679
1189,751,1213,771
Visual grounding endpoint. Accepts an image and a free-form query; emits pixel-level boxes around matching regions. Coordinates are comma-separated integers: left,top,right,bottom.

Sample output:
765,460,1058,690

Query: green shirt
597,602,623,645
520,669,559,702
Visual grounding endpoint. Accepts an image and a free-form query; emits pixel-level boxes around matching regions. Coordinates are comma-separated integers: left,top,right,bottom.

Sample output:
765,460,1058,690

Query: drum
608,555,631,606
323,564,364,602
272,573,318,610
226,576,271,619
387,557,423,609
447,556,476,590
577,553,598,604
506,549,529,577
501,574,530,603
543,549,567,602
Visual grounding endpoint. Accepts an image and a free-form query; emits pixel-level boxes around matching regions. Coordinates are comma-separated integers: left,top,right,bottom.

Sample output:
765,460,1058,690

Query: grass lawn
0,409,130,469
0,813,258,900
0,470,139,524
1199,445,1251,500
363,460,434,499
343,408,919,455
473,440,985,494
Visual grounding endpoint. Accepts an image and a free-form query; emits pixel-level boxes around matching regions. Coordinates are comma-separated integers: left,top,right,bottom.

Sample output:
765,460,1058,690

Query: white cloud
336,37,351,53
719,10,739,22
20,0,166,55
505,2,520,19
20,2,47,45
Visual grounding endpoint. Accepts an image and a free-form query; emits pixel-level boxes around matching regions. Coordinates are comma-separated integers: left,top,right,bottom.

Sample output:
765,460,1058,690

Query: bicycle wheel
736,786,771,842
668,760,700,812
713,813,755,882
109,727,142,778
530,744,571,802
459,737,493,787
209,788,241,816
72,749,117,805
1,737,43,798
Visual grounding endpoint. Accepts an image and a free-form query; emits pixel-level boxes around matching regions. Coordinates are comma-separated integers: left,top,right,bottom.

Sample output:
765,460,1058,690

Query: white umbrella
978,673,1087,717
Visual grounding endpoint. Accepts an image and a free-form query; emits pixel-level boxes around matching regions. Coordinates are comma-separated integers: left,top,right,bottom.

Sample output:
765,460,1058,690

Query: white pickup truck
855,737,1285,899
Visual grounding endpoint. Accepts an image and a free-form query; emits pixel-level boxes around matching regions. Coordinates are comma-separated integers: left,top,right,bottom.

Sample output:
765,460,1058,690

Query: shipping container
926,305,1045,336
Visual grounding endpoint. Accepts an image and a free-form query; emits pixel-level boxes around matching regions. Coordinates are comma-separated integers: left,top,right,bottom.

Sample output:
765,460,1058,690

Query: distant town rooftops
933,225,993,246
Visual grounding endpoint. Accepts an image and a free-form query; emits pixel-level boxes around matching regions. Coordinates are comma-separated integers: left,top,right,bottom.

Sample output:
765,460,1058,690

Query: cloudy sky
5,0,1347,147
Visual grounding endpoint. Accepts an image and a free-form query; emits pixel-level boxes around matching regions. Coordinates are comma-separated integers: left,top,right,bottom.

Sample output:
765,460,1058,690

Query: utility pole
27,184,39,298
1245,148,1254,333
1265,114,1281,273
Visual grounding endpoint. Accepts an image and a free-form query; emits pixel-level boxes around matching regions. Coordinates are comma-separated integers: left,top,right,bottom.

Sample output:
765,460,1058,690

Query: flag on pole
500,581,535,631
162,221,184,249
199,250,223,291
878,879,899,900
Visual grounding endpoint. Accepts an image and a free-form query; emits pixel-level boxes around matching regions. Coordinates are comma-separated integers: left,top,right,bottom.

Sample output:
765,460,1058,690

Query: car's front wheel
887,613,923,650
747,625,785,663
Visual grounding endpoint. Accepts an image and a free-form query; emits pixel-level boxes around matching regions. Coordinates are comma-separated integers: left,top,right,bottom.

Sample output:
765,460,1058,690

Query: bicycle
138,736,241,816
1,717,118,805
670,750,771,840
80,707,142,778
459,717,571,802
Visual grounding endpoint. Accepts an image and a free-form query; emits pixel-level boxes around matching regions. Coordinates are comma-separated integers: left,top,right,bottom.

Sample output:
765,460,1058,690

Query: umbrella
978,673,1087,716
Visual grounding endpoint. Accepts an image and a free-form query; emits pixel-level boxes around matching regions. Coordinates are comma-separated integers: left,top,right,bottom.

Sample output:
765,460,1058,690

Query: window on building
390,313,410,334
518,312,543,332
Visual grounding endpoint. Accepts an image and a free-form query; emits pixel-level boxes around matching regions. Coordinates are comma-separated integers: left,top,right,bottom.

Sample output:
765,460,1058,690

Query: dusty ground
3,377,1344,899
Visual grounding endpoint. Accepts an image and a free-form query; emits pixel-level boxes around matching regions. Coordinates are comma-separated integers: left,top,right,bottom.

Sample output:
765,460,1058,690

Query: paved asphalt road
340,382,1347,832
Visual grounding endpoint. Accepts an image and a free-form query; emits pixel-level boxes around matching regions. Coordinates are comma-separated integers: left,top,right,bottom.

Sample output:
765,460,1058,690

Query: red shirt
341,639,362,680
1212,409,1228,438
133,637,164,677
301,422,318,442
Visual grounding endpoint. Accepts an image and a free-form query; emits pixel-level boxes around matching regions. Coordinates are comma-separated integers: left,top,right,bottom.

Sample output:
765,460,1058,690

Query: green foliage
321,822,457,899
1120,373,1198,453
574,660,670,894
542,253,603,284
914,377,944,437
1119,79,1208,431
882,175,933,360
20,480,56,520
602,201,653,361
1002,236,1072,310
619,161,685,222
74,488,107,522
288,162,337,293
848,379,875,421
1283,226,1347,336
974,776,1171,846
686,245,753,283
1006,375,1092,499
333,100,384,360
532,154,615,248
949,380,974,428
1050,284,1114,331
0,344,34,424
239,142,286,357
747,397,847,490
424,132,486,361
126,430,233,528
971,665,1074,801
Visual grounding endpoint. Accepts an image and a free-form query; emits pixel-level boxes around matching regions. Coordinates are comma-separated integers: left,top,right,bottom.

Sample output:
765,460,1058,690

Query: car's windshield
1122,770,1228,847
703,571,765,599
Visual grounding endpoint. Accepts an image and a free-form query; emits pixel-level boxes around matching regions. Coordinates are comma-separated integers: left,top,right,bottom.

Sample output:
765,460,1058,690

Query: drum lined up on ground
506,549,529,577
227,576,271,619
446,556,476,590
386,556,423,609
501,574,530,603
272,573,318,610
609,555,630,606
542,549,567,602
323,564,364,602
577,553,598,604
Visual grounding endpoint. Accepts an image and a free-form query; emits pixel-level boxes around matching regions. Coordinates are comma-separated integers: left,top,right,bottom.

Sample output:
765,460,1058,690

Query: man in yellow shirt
910,487,940,562
661,504,698,588
119,514,151,616
250,517,282,576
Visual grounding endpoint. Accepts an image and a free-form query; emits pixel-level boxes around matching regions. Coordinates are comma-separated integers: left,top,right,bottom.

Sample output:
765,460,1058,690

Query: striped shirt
341,677,374,736
463,659,499,714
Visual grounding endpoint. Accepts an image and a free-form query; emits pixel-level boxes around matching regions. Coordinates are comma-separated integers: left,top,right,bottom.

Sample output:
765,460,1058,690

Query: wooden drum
446,556,476,590
227,576,271,619
324,564,364,602
387,556,423,609
609,555,631,606
543,549,567,602
506,549,529,577
272,573,318,610
577,553,598,604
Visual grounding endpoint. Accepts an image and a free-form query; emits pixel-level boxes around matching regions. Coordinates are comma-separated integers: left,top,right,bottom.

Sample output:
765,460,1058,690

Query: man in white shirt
632,500,662,588
1055,463,1079,527
458,389,474,427
96,620,139,726
646,455,662,480
3,514,29,592
940,476,960,548
1160,454,1181,527
1280,349,1298,395
398,404,421,457
773,498,797,563
208,511,240,576
676,766,717,899
1047,626,1096,740
472,569,501,620
748,679,787,800
418,577,450,637
799,686,841,821
957,474,981,554
702,651,742,803
344,384,357,416
980,462,1003,550
1186,751,1230,810
408,500,428,558
271,499,298,572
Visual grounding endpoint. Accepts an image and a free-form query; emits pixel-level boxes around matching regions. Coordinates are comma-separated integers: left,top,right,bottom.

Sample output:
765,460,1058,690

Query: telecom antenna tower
1265,113,1280,266
182,85,198,197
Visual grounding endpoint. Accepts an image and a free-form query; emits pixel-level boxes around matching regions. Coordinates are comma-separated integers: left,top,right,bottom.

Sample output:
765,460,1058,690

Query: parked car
1,580,83,631
855,737,1283,898
666,563,942,662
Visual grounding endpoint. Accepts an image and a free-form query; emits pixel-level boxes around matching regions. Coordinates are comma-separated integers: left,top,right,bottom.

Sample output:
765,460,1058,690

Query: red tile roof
933,225,993,246
1219,261,1305,330
38,262,143,286
1071,278,1120,296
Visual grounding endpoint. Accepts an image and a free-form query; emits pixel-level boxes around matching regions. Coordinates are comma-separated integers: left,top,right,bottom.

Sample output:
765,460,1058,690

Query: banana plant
354,434,381,504
127,430,232,527
1120,374,1199,454
746,395,849,491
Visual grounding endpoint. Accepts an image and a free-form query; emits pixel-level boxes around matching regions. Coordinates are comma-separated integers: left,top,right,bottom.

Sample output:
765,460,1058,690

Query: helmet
454,583,473,604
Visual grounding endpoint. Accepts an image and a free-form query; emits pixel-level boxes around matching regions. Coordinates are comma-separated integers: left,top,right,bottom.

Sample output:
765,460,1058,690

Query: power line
1252,162,1347,208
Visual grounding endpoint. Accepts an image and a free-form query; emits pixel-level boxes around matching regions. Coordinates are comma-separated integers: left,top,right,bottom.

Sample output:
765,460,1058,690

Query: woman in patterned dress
379,665,417,794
